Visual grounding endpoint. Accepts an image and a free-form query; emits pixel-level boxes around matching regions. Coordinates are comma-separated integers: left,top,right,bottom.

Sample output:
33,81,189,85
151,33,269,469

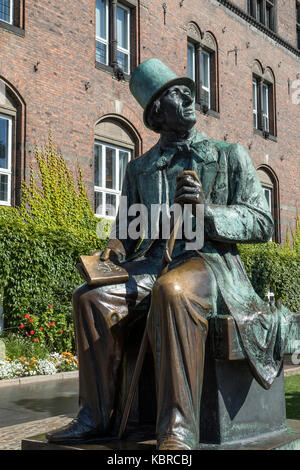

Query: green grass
285,375,300,420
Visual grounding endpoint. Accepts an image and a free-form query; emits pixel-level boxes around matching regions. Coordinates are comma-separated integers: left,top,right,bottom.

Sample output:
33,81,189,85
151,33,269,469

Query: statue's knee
152,275,182,300
72,284,96,314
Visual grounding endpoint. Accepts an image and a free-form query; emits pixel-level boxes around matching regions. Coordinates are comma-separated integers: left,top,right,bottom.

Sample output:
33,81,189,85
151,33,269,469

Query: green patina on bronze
47,58,298,450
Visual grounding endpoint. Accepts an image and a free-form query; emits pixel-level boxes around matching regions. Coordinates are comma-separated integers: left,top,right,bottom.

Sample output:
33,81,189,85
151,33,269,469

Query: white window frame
263,186,272,209
95,1,131,74
95,0,109,66
262,83,269,132
187,41,196,81
116,3,130,75
201,50,211,109
94,141,131,219
253,78,258,129
262,185,273,241
0,0,13,25
0,114,12,206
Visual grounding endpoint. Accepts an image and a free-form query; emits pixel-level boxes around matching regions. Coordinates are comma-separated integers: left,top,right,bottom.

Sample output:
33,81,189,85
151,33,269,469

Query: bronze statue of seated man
47,59,291,450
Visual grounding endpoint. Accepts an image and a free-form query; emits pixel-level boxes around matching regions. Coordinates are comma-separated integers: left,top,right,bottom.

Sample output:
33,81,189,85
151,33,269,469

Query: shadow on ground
14,396,78,415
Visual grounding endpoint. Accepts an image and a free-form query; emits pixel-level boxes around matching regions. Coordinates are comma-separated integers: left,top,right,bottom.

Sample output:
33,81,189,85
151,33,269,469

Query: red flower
19,323,25,330
60,330,64,334
39,326,44,330
25,314,30,319
49,305,53,309
28,318,34,323
30,330,35,335
33,338,39,342
26,334,30,338
48,321,55,326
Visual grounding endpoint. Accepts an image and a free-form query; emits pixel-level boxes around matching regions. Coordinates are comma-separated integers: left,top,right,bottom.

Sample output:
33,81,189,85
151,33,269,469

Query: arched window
257,165,280,242
0,78,25,206
94,117,140,218
252,62,276,138
186,23,219,115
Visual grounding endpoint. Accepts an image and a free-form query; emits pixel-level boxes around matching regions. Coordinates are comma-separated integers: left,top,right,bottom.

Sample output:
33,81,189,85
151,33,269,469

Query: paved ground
0,376,78,450
0,363,300,451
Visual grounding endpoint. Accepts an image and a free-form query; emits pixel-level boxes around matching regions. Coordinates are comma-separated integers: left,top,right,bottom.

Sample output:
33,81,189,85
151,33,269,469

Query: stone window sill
195,103,220,119
254,129,277,142
95,61,131,82
0,20,24,37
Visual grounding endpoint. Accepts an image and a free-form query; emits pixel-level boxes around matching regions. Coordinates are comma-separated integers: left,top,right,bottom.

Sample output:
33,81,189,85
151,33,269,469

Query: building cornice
217,0,300,59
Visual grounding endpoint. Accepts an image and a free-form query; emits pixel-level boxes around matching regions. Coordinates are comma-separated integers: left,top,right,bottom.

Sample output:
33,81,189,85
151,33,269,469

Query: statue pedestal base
21,420,300,450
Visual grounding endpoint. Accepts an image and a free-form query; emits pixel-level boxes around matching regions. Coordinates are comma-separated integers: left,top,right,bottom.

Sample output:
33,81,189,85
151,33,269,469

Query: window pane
263,187,272,209
252,80,257,110
95,0,107,40
105,193,117,217
201,52,210,89
262,84,269,114
266,6,271,28
0,117,9,170
0,0,11,23
117,50,129,74
256,0,262,22
119,151,129,190
106,147,116,189
187,43,195,80
117,6,128,50
96,40,107,64
0,174,8,202
253,79,258,128
95,191,103,216
94,144,102,187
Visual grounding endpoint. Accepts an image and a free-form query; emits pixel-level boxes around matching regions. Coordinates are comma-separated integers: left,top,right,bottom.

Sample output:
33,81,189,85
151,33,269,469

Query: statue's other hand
99,239,126,263
174,170,205,205
100,247,112,261
92,250,103,257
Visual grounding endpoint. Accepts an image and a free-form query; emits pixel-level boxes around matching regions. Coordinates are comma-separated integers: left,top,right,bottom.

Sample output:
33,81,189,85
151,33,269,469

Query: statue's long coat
108,129,291,389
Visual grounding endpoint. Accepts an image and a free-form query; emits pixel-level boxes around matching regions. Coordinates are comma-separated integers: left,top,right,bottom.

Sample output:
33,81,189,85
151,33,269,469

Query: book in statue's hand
77,254,129,286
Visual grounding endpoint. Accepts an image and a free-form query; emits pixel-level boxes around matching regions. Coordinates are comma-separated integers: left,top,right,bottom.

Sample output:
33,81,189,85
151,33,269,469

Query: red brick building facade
0,0,299,242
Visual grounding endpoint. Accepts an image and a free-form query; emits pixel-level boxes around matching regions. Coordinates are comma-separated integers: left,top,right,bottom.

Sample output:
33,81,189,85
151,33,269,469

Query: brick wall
0,0,299,240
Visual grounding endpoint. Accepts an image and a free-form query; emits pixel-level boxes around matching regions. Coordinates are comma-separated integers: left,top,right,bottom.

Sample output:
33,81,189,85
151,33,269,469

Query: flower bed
0,352,78,380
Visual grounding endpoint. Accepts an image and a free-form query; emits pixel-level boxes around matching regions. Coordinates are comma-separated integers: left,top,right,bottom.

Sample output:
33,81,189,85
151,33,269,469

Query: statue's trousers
72,256,215,446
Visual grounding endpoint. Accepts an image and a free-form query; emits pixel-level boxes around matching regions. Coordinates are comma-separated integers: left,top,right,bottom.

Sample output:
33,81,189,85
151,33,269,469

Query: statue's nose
182,93,193,105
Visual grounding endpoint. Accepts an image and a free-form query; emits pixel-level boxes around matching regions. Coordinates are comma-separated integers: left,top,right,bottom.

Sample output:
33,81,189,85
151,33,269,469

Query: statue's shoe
46,418,103,444
157,436,197,450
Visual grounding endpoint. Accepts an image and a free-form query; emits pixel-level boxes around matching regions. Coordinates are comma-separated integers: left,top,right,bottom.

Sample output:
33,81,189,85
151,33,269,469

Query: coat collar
154,129,217,170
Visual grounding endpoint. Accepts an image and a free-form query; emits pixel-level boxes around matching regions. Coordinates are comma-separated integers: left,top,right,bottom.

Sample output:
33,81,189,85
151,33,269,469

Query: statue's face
158,84,196,132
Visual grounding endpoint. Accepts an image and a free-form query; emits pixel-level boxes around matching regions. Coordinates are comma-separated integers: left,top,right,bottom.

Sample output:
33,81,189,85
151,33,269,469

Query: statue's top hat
129,58,195,130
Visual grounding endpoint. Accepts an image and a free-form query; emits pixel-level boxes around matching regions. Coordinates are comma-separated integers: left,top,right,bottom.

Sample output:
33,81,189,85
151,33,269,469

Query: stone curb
0,370,78,388
0,366,299,388
284,366,300,377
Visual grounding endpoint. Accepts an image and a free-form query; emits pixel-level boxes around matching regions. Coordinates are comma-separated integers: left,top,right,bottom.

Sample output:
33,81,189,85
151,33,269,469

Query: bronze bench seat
121,312,300,446
211,313,300,360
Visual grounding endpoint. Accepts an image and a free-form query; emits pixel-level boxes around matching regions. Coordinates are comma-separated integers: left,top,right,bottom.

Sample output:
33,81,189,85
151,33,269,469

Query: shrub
0,136,109,353
238,216,300,314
